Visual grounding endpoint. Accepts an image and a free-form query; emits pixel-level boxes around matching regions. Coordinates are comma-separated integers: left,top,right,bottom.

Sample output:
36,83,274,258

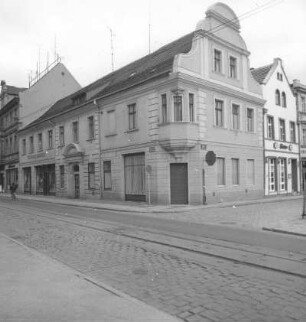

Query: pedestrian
10,182,17,200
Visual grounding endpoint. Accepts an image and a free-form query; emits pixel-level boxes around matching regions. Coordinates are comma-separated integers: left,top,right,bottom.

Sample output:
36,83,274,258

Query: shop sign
273,142,293,151
205,151,216,166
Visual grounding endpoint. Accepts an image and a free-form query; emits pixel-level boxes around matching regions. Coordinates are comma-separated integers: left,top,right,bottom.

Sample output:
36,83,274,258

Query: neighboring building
252,58,300,196
291,79,306,188
0,83,27,191
0,62,81,192
18,3,265,204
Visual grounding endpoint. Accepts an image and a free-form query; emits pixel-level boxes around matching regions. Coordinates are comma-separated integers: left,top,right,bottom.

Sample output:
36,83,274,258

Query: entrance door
170,163,188,204
43,172,49,195
74,174,80,199
291,159,298,192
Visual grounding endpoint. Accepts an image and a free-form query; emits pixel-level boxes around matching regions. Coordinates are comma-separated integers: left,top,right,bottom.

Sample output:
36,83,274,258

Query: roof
4,85,27,96
21,31,195,131
0,96,19,116
251,64,273,84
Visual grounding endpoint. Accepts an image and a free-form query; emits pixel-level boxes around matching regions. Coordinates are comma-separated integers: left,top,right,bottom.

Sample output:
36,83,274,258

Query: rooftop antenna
108,27,114,72
148,3,151,54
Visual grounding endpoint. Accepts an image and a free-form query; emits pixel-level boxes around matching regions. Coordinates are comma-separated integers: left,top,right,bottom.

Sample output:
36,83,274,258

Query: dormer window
277,72,283,81
72,93,86,106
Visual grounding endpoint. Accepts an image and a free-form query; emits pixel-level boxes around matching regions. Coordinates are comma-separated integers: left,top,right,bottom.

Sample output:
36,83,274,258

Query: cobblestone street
1,202,306,322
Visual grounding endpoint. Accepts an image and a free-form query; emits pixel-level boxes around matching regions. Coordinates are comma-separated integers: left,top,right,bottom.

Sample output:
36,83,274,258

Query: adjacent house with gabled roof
252,58,300,196
18,2,265,204
0,61,81,193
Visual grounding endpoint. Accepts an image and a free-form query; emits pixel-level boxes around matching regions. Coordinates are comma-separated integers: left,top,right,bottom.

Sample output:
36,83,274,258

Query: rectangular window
189,93,194,122
303,129,306,146
279,119,286,142
30,136,34,153
72,121,79,143
290,122,296,143
59,126,65,146
128,103,137,130
107,110,116,134
22,139,26,155
268,158,277,192
247,159,255,185
302,96,306,113
214,49,222,73
38,133,43,151
14,135,17,152
217,157,225,185
232,104,240,130
173,95,183,122
247,108,254,132
229,56,237,78
231,158,239,185
161,94,167,123
48,130,53,149
215,99,224,127
267,116,274,139
9,137,12,154
59,165,65,189
88,163,95,189
103,161,112,190
88,116,94,139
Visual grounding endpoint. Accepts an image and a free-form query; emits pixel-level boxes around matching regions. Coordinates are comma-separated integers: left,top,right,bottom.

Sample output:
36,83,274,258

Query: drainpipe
94,99,103,199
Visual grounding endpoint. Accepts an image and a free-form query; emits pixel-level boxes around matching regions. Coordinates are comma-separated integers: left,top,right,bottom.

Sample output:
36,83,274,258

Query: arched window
275,90,280,105
281,92,287,107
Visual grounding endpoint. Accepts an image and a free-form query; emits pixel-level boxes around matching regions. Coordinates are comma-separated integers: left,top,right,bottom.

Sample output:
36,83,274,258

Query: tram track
1,201,306,279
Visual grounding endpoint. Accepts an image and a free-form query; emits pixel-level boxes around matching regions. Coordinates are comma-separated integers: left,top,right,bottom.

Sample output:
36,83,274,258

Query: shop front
35,164,56,196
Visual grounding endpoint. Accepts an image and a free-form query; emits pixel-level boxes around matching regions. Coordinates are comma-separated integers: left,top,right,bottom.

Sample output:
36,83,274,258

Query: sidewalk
1,192,306,237
0,233,180,322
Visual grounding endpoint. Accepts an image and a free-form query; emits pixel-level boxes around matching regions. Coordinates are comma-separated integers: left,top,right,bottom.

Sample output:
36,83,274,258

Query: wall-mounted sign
205,151,216,166
273,142,293,151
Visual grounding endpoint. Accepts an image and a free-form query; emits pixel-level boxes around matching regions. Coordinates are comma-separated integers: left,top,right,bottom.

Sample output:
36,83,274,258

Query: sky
0,0,305,88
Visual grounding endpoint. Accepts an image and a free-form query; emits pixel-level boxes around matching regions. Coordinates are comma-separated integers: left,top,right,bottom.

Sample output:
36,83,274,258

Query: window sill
86,138,95,142
57,145,65,148
105,132,117,138
125,128,139,133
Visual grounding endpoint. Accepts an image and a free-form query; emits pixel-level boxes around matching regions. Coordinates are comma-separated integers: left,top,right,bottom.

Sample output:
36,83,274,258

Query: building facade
252,59,300,196
291,79,306,189
0,62,81,192
18,3,265,204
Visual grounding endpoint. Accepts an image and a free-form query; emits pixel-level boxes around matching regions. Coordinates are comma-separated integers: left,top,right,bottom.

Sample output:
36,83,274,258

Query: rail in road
1,201,306,279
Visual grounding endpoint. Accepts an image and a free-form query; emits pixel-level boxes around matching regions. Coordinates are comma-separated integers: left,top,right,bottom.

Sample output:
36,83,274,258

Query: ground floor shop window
59,165,65,189
268,158,277,192
35,164,56,195
6,168,18,191
23,167,31,193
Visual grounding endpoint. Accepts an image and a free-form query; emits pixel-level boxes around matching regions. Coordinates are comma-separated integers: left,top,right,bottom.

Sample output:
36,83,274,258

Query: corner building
18,3,265,204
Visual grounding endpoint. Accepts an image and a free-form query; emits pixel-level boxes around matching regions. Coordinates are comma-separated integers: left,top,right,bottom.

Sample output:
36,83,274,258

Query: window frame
72,121,79,143
267,115,275,139
275,89,281,106
59,126,65,146
231,158,239,185
217,157,226,186
281,92,287,108
246,108,254,132
59,165,65,189
22,138,26,155
229,55,237,79
88,116,95,140
29,136,34,154
290,121,296,143
173,95,183,122
161,94,168,124
37,133,43,151
232,103,240,130
279,118,286,142
189,93,195,122
127,103,137,130
48,130,53,149
215,99,224,128
214,49,222,73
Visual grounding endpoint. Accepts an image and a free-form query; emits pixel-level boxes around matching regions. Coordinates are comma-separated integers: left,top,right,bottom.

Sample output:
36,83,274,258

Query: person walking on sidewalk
10,182,17,200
